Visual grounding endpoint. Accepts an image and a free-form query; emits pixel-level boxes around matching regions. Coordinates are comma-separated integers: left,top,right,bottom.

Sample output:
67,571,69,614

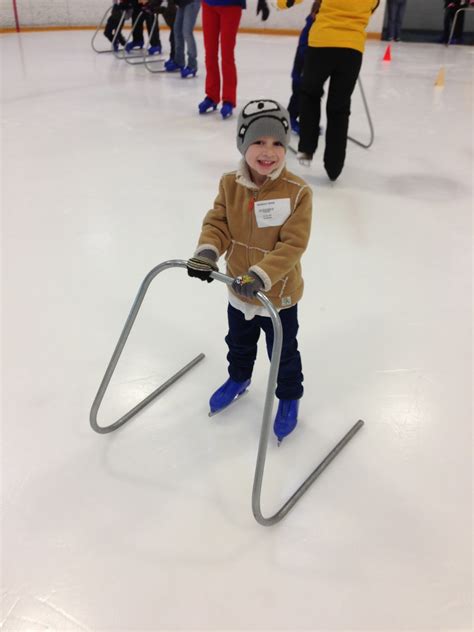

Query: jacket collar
235,158,287,191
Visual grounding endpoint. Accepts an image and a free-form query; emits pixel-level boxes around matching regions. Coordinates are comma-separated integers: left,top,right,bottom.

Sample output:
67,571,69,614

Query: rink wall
0,0,385,35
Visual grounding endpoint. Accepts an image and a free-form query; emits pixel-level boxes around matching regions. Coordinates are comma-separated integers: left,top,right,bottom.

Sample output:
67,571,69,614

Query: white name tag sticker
254,198,291,228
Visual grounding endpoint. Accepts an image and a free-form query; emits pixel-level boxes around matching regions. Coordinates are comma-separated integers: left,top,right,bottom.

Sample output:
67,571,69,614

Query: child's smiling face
245,136,286,185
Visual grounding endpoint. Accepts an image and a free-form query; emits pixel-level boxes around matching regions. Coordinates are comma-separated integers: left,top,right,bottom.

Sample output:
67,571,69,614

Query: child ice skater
187,100,312,443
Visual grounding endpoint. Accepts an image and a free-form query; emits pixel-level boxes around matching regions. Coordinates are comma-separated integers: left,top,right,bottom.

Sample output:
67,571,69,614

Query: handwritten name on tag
254,198,291,228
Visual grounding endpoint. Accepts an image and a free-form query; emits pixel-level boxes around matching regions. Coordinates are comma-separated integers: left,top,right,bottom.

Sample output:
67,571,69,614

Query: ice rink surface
1,28,472,632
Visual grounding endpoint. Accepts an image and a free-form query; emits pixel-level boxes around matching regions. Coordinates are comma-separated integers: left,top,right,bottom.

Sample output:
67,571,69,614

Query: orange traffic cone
434,67,445,87
383,45,391,61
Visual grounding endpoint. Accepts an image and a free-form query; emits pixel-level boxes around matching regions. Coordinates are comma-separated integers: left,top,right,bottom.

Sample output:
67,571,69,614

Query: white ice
1,29,472,631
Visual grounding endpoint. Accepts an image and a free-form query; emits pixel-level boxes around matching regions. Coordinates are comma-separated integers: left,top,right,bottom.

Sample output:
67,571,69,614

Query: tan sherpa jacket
195,161,313,308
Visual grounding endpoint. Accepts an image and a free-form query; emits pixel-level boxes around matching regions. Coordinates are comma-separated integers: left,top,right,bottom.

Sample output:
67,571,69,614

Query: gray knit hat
237,99,291,156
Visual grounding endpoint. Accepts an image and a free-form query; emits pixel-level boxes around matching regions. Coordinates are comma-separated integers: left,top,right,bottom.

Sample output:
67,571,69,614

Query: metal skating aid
90,260,364,526
112,11,167,72
91,5,129,54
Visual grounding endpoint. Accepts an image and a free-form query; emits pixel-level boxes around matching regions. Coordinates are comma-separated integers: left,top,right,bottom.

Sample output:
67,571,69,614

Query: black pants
131,6,161,47
131,5,176,56
104,5,127,45
226,303,304,400
299,47,362,179
161,6,177,60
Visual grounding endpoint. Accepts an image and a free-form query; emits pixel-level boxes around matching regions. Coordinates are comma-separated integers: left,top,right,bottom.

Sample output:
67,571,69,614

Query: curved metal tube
143,15,167,73
247,291,364,525
347,77,375,149
447,7,474,46
90,260,204,433
90,260,364,525
253,418,364,525
91,5,124,54
113,11,144,61
114,12,165,67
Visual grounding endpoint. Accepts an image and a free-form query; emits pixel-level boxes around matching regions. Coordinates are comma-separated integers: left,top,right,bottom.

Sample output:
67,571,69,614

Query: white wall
0,0,386,32
368,0,386,34
0,0,109,28
0,0,14,26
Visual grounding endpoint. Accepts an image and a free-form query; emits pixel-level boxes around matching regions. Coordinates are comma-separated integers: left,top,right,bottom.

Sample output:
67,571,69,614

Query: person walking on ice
187,100,313,444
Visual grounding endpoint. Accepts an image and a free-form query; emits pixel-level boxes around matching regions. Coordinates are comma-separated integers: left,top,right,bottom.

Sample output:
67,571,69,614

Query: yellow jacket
196,162,312,308
278,0,378,53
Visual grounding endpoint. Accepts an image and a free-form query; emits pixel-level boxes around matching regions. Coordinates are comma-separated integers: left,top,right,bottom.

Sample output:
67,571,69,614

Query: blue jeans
174,0,201,70
225,303,304,400
387,0,407,40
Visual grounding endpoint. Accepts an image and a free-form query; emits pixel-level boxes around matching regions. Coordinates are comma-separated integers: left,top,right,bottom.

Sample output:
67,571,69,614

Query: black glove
257,0,270,21
286,0,295,6
232,272,264,298
187,249,219,283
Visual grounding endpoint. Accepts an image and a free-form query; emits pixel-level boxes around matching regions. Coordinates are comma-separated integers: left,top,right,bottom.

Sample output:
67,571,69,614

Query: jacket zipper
247,190,258,268
248,190,257,212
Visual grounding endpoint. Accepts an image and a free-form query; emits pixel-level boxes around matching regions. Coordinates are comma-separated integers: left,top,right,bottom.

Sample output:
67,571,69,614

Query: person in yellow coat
279,0,379,180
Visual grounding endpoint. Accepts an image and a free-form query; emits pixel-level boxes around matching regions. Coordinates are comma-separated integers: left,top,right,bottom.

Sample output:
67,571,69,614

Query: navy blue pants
225,303,304,400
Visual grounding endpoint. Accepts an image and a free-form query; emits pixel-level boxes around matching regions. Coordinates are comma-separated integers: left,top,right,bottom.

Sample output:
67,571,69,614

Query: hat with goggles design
236,99,291,156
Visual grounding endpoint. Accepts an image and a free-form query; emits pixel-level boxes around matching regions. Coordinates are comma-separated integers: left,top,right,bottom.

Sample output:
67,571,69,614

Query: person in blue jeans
386,0,407,41
165,0,201,77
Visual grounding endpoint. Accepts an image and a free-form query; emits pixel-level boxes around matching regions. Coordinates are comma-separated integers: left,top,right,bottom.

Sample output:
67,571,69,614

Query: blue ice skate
148,44,162,55
220,102,233,119
125,40,144,53
209,378,251,416
165,59,182,72
198,96,218,114
273,399,299,445
290,117,300,135
181,66,197,78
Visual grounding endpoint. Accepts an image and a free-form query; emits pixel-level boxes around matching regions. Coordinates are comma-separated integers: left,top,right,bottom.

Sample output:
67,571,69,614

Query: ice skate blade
208,389,248,417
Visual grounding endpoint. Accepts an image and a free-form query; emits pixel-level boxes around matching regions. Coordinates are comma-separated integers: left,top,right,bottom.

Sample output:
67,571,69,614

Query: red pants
202,3,242,107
